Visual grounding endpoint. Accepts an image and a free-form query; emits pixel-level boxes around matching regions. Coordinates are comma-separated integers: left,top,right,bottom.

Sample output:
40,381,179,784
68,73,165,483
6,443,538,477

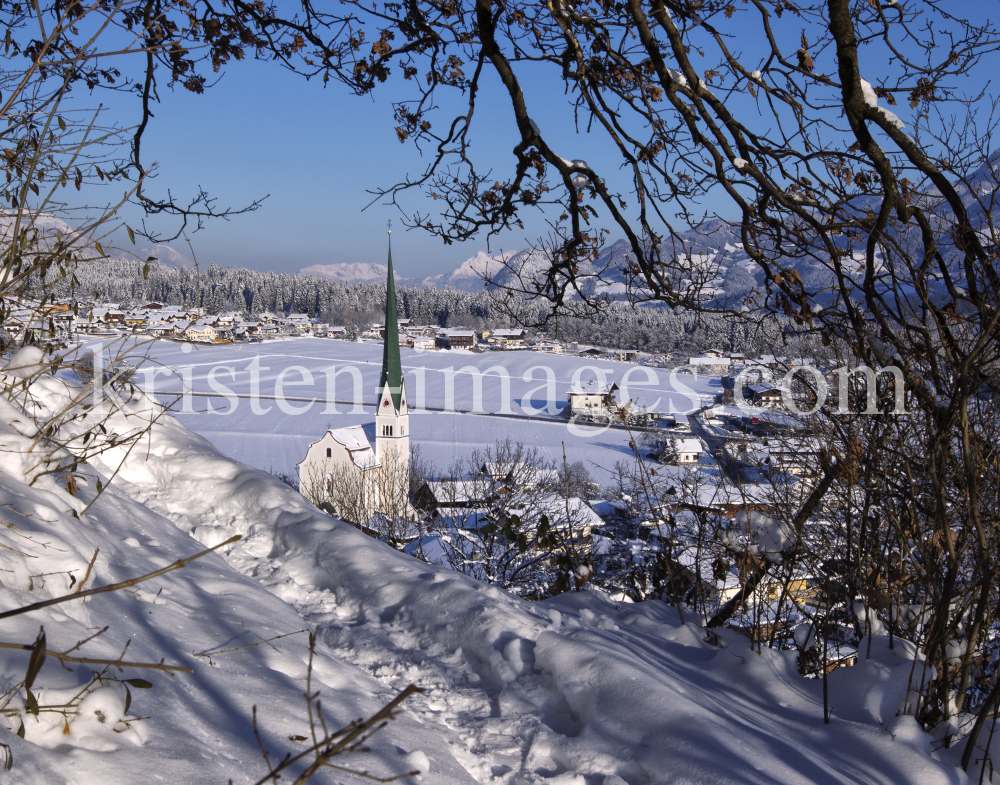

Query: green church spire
379,231,404,411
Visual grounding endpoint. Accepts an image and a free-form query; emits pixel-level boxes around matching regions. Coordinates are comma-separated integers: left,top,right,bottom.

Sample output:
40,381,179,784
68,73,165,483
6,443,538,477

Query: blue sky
86,54,615,278
67,6,998,279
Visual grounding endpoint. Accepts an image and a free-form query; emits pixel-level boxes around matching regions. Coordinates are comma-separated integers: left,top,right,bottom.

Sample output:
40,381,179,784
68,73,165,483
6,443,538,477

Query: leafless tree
425,439,593,595
303,448,417,550
352,0,1000,759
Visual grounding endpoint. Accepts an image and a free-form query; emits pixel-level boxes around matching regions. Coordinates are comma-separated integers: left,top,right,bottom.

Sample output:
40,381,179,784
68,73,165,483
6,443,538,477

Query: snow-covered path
96,412,968,785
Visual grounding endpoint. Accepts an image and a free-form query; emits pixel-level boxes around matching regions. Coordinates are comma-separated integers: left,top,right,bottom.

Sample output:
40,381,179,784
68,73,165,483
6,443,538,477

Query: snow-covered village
1,2,1000,785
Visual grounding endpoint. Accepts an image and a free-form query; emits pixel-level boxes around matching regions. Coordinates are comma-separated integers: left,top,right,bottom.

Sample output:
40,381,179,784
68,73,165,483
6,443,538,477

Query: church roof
297,425,380,470
330,426,380,470
379,234,404,411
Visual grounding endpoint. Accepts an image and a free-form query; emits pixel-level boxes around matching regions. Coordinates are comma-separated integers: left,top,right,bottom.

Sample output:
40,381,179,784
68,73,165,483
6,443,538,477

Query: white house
406,335,436,351
567,380,620,417
184,322,217,342
485,328,527,348
676,438,704,464
690,354,731,373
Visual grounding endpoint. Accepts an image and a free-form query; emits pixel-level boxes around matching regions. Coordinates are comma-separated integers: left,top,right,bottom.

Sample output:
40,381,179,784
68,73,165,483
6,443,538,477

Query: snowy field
83,337,722,485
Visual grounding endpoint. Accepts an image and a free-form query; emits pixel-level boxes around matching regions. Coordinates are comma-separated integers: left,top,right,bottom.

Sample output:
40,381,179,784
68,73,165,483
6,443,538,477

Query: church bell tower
375,229,409,469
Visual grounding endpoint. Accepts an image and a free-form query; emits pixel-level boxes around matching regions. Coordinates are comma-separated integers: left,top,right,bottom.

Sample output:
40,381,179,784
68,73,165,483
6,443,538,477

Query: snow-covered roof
568,379,619,396
690,356,730,366
588,499,629,520
480,462,557,486
329,426,379,469
432,507,491,529
677,438,703,454
297,425,380,471
423,479,480,503
530,495,603,530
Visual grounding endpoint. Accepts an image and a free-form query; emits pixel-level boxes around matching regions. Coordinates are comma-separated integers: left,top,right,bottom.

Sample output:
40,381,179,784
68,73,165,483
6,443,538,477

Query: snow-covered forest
64,257,800,356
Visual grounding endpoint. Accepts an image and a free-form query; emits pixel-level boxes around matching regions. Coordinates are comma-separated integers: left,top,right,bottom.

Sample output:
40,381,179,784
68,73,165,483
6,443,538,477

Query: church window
326,447,332,458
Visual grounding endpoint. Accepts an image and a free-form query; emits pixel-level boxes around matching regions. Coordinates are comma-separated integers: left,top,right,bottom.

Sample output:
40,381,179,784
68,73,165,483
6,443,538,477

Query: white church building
297,233,413,524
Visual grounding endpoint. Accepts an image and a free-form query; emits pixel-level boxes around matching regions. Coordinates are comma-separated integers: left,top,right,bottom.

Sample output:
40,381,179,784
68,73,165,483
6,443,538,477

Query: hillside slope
0,370,475,784
0,362,983,784
99,397,974,783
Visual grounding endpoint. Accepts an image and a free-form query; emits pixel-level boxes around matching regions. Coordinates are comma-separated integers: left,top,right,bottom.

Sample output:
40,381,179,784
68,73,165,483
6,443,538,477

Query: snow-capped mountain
421,249,508,291
139,243,193,269
299,261,398,284
288,154,1000,302
0,209,75,240
298,250,511,292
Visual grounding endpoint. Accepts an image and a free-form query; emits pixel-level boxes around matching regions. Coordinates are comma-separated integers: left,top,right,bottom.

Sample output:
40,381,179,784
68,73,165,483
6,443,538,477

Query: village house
532,340,563,354
379,317,415,338
184,322,218,343
479,461,559,488
406,335,436,351
676,438,704,464
484,328,527,349
93,307,127,326
413,480,481,511
765,437,824,478
287,313,312,333
753,386,784,408
567,379,621,418
436,329,477,349
689,353,731,374
144,321,174,338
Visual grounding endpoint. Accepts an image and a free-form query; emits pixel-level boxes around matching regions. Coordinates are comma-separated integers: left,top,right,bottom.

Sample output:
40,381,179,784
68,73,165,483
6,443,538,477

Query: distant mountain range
0,211,197,270
402,147,1000,305
51,149,1000,302
293,233,763,302
299,250,509,292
